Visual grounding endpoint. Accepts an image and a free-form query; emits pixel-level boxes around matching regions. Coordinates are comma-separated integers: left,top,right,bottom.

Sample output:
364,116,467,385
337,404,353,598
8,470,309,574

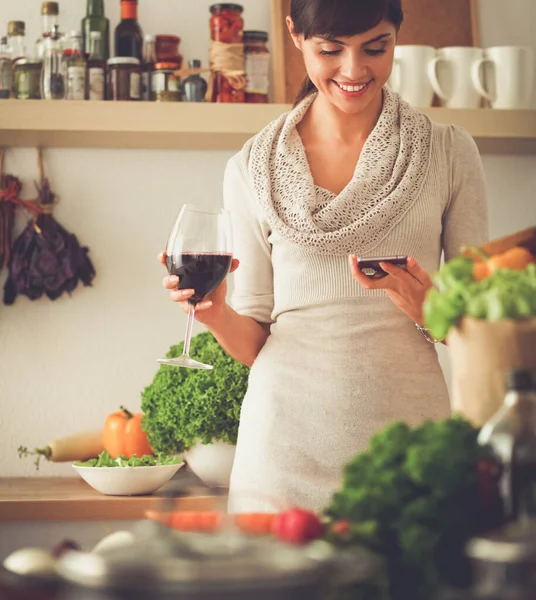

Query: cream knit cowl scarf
241,86,433,256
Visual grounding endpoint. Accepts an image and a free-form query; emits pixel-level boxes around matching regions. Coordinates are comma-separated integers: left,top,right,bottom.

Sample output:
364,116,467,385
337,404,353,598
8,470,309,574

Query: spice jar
244,30,270,103
107,57,141,101
152,62,181,101
155,35,183,68
13,59,42,99
209,4,245,103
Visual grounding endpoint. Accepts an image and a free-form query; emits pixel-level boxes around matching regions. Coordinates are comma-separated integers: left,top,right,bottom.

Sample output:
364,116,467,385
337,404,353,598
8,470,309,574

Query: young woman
162,0,488,512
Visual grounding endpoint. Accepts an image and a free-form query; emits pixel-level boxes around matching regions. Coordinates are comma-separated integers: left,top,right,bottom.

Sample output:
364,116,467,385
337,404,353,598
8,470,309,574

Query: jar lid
144,34,156,42
14,59,42,68
467,521,536,564
244,30,269,42
41,2,59,15
155,62,179,70
210,4,244,14
506,370,536,392
107,57,141,66
8,21,25,36
156,34,181,43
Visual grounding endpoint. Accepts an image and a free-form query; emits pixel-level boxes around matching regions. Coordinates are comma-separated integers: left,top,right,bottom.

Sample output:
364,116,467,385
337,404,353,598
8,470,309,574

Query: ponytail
294,75,317,106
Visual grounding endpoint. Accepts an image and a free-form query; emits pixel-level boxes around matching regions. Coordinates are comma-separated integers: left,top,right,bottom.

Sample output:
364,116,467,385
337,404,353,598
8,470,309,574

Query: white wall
0,0,536,482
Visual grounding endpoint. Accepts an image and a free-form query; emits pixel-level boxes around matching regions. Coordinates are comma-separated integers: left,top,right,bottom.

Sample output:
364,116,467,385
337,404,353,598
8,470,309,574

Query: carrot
473,261,490,282
18,430,105,470
234,512,277,535
145,511,276,535
487,246,534,273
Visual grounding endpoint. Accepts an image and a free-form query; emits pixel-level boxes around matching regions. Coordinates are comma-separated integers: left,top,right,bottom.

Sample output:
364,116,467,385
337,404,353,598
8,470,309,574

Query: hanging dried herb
0,173,19,270
3,150,96,305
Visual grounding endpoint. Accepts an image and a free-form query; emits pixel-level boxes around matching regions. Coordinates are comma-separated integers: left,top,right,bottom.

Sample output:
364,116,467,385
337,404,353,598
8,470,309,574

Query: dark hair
291,0,404,104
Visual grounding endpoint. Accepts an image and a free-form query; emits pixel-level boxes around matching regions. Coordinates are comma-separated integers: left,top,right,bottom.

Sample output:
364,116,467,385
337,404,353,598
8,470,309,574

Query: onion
3,548,57,577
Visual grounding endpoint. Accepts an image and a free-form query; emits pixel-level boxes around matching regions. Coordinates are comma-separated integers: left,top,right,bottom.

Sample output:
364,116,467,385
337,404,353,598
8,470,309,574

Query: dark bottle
115,0,143,61
82,0,110,61
141,33,156,101
86,31,105,100
479,370,536,522
180,59,208,102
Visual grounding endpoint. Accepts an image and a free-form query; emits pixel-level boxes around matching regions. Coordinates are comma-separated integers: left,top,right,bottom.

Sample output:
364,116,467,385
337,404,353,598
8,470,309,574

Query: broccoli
325,417,502,600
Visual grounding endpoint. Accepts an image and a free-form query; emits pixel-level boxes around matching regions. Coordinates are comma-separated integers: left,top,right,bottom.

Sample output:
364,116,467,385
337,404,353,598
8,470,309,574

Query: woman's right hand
159,252,240,325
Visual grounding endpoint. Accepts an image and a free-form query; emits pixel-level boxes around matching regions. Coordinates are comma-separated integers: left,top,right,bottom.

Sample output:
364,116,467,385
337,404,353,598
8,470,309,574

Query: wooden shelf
0,476,215,522
0,100,534,153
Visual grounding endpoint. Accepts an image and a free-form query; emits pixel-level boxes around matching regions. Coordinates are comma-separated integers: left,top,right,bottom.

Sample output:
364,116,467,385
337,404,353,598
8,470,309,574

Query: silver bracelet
415,323,444,344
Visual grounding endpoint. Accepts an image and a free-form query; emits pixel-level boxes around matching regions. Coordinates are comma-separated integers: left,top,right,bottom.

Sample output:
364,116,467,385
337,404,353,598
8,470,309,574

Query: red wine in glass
166,253,233,305
157,205,233,370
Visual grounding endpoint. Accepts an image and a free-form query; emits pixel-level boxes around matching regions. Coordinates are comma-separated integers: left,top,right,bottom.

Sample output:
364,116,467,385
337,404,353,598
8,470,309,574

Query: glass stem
182,302,195,357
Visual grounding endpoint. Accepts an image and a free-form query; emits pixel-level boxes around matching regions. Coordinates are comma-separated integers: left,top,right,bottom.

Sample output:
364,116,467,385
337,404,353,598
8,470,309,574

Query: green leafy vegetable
424,261,536,340
75,450,181,467
326,418,501,600
141,332,250,454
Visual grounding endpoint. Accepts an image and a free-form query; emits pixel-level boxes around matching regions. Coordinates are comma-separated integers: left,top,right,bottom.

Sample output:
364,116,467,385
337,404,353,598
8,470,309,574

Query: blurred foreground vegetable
424,248,536,340
326,418,504,600
141,332,250,454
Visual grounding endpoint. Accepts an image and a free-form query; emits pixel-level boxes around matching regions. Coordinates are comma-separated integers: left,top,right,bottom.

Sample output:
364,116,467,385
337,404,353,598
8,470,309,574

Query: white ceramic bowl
183,441,236,487
72,463,183,496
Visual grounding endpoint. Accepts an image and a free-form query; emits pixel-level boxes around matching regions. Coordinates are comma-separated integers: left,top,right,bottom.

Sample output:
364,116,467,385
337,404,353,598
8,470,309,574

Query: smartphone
357,255,408,279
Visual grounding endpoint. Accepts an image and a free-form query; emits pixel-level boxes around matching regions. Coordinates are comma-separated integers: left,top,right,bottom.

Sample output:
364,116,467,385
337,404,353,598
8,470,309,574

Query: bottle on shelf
141,33,156,101
65,31,87,100
115,0,143,61
479,369,536,522
86,31,106,100
82,0,110,61
7,21,27,63
0,36,12,99
36,2,60,60
180,60,208,102
41,24,65,100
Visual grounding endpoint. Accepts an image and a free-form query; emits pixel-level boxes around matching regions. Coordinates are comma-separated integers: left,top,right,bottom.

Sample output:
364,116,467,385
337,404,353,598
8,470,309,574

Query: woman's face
288,18,397,114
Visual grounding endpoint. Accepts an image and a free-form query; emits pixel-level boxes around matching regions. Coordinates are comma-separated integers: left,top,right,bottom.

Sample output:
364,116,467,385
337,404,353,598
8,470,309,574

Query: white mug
472,46,534,109
389,45,436,107
428,46,484,109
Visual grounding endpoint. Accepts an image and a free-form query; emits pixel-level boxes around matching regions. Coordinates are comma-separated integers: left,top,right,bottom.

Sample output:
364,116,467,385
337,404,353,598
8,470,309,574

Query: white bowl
72,463,183,496
183,441,236,487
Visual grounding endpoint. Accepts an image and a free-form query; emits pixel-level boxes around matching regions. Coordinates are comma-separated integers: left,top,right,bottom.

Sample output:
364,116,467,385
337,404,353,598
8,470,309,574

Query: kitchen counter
0,471,216,522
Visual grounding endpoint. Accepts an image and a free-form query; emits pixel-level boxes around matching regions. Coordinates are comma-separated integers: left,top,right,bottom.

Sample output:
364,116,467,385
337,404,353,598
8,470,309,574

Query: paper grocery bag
448,317,536,427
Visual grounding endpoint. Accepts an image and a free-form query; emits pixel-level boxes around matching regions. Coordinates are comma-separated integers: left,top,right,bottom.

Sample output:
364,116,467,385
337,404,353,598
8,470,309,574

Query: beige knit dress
224,88,488,514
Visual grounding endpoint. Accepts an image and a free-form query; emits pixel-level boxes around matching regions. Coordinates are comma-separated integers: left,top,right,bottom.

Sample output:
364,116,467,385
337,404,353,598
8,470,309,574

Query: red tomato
272,508,324,545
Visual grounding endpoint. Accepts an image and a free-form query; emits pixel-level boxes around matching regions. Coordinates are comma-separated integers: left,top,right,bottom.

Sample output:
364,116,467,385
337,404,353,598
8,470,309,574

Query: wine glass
157,205,233,370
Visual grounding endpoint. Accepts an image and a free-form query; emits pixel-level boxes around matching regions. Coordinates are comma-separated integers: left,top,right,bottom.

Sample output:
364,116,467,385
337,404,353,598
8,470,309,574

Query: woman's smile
332,79,373,97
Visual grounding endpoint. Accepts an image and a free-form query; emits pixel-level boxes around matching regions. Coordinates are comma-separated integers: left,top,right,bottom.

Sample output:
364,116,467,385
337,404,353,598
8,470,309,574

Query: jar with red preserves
209,3,245,103
244,30,270,103
155,34,183,69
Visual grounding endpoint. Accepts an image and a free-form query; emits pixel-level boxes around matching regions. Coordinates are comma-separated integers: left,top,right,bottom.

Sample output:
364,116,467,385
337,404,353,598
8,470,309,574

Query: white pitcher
428,46,484,109
389,45,436,107
472,46,534,109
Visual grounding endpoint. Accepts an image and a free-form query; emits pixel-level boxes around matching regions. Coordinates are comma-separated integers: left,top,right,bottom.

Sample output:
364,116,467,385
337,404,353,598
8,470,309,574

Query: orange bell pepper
472,246,534,282
103,406,153,459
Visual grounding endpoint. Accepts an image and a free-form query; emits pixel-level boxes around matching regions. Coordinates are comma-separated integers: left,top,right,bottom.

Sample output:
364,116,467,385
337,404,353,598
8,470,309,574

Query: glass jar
107,56,140,100
152,62,181,101
13,59,42,99
155,35,183,68
209,3,245,103
243,30,270,103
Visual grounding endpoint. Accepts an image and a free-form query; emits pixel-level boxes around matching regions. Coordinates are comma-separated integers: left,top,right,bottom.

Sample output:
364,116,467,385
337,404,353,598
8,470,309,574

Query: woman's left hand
349,256,434,326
